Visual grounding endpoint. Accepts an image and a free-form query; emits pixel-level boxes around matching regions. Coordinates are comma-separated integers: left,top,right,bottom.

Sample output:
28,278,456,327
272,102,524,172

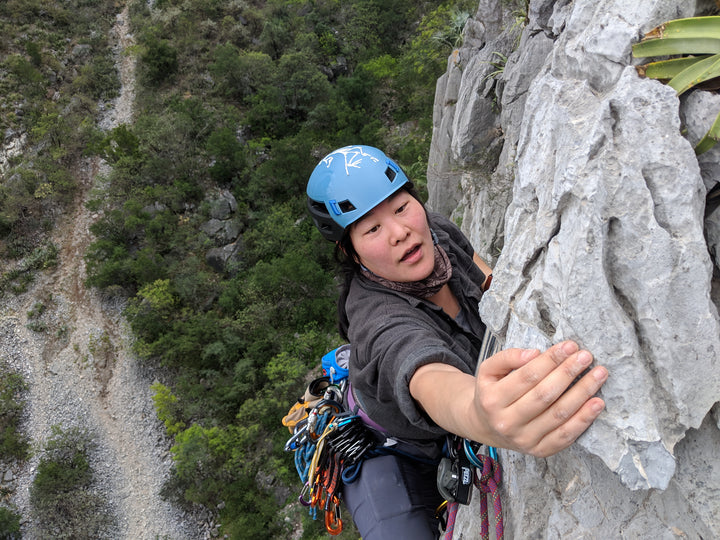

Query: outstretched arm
408,341,607,457
473,252,493,291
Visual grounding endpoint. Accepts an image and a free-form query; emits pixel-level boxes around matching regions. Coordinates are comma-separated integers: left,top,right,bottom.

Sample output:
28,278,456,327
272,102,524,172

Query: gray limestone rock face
428,0,720,536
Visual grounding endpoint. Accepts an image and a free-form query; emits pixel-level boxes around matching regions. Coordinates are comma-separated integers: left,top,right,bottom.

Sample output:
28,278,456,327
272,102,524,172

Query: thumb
478,347,540,380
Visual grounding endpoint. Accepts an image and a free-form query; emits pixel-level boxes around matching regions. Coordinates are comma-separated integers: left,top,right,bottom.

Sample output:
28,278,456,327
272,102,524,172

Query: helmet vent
338,200,356,213
310,199,330,216
385,167,397,182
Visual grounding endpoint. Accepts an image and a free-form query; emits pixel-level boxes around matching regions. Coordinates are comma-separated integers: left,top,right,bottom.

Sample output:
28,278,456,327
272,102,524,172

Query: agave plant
432,10,472,50
632,16,720,154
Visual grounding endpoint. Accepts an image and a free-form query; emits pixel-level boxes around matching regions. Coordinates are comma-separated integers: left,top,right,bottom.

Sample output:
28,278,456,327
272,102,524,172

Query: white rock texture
428,0,720,536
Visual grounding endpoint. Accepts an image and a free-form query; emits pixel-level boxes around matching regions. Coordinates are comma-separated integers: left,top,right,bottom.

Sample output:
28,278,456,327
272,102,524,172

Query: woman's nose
387,219,409,245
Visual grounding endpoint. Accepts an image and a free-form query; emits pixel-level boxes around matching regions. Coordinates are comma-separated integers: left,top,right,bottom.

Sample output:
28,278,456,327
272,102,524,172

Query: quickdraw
285,377,377,536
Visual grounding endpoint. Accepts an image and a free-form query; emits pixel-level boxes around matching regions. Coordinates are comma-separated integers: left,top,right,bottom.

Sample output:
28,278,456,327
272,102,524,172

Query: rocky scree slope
1,6,210,539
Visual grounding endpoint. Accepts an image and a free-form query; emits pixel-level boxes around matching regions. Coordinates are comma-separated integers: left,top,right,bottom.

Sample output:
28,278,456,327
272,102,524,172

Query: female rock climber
306,145,608,539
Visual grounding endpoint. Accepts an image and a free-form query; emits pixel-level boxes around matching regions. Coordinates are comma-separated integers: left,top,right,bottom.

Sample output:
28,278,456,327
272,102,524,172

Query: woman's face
349,191,435,283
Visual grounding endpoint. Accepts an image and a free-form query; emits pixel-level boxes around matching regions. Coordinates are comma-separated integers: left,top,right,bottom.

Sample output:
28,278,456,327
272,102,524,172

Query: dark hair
335,184,426,340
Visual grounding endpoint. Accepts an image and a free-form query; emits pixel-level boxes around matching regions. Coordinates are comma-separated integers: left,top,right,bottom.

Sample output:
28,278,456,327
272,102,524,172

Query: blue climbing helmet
306,145,411,241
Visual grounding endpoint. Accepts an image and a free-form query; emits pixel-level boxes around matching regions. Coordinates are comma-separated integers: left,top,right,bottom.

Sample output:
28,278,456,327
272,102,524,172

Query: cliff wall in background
427,0,720,536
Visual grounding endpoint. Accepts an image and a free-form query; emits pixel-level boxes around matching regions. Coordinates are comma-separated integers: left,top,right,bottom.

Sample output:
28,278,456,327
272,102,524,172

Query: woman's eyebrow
354,191,406,228
354,209,375,228
387,191,405,203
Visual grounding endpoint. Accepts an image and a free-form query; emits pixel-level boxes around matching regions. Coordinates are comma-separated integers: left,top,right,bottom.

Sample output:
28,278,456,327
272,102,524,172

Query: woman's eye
395,202,408,214
366,225,379,234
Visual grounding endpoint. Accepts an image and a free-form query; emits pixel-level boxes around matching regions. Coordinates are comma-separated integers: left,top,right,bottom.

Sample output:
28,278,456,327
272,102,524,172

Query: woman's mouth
400,244,422,263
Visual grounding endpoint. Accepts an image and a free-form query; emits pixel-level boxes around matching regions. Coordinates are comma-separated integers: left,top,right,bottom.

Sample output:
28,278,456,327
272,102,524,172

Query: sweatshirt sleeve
347,281,478,440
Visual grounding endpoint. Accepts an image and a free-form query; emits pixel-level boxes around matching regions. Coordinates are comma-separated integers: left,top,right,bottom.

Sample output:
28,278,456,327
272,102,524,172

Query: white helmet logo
321,146,380,175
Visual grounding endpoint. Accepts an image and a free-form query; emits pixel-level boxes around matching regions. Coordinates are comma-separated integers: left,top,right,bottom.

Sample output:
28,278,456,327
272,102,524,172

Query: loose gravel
0,5,218,539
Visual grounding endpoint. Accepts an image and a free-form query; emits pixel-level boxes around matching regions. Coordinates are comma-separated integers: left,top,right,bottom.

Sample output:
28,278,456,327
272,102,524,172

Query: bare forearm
473,252,493,290
409,364,493,444
409,342,608,457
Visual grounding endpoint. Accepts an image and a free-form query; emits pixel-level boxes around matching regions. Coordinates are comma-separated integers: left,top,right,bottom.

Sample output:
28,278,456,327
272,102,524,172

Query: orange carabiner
324,496,343,536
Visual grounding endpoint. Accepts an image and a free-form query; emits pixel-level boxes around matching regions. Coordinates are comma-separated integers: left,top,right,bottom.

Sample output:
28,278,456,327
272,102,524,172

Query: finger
530,395,606,458
483,341,581,406
478,347,541,380
509,347,597,419
521,366,608,454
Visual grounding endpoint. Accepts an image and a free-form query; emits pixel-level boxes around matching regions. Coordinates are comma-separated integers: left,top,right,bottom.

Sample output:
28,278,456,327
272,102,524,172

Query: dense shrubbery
0,0,476,535
0,0,120,257
29,426,115,539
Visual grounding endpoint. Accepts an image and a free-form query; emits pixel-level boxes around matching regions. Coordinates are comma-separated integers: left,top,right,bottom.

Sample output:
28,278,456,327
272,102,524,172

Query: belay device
435,328,505,540
437,438,475,504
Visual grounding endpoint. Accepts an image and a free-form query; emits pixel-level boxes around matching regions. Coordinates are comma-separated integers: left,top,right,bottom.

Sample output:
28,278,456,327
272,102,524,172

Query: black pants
343,454,444,539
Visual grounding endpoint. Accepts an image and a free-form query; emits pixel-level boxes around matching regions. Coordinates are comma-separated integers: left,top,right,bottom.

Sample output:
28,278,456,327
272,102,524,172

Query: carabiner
298,483,312,507
324,496,343,535
285,423,309,451
435,500,448,530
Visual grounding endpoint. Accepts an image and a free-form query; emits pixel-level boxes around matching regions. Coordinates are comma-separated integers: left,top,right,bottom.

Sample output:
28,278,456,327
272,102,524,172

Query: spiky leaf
694,110,720,155
668,53,720,94
642,16,720,40
637,55,711,79
632,37,720,57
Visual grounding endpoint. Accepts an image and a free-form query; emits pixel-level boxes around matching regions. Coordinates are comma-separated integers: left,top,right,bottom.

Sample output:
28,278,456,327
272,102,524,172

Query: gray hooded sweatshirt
346,212,487,442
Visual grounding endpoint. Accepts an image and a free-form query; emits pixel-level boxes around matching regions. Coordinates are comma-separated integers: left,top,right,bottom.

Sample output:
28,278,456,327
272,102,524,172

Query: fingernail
562,341,578,355
593,366,608,382
591,400,605,413
578,351,592,367
521,348,540,361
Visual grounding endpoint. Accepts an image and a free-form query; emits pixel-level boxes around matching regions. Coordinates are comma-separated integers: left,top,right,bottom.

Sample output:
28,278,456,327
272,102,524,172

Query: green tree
141,34,178,85
206,127,246,183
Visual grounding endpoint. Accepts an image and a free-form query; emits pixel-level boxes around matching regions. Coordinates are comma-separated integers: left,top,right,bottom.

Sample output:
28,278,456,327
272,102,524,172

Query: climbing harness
285,331,505,538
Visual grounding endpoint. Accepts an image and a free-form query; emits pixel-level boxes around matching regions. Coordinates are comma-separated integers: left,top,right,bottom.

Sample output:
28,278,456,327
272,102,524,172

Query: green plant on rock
431,9,472,49
0,506,21,539
482,51,508,82
633,16,720,154
0,365,29,461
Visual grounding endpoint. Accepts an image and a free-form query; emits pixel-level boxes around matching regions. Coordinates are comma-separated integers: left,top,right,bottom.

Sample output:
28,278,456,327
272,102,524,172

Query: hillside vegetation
1,0,474,536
